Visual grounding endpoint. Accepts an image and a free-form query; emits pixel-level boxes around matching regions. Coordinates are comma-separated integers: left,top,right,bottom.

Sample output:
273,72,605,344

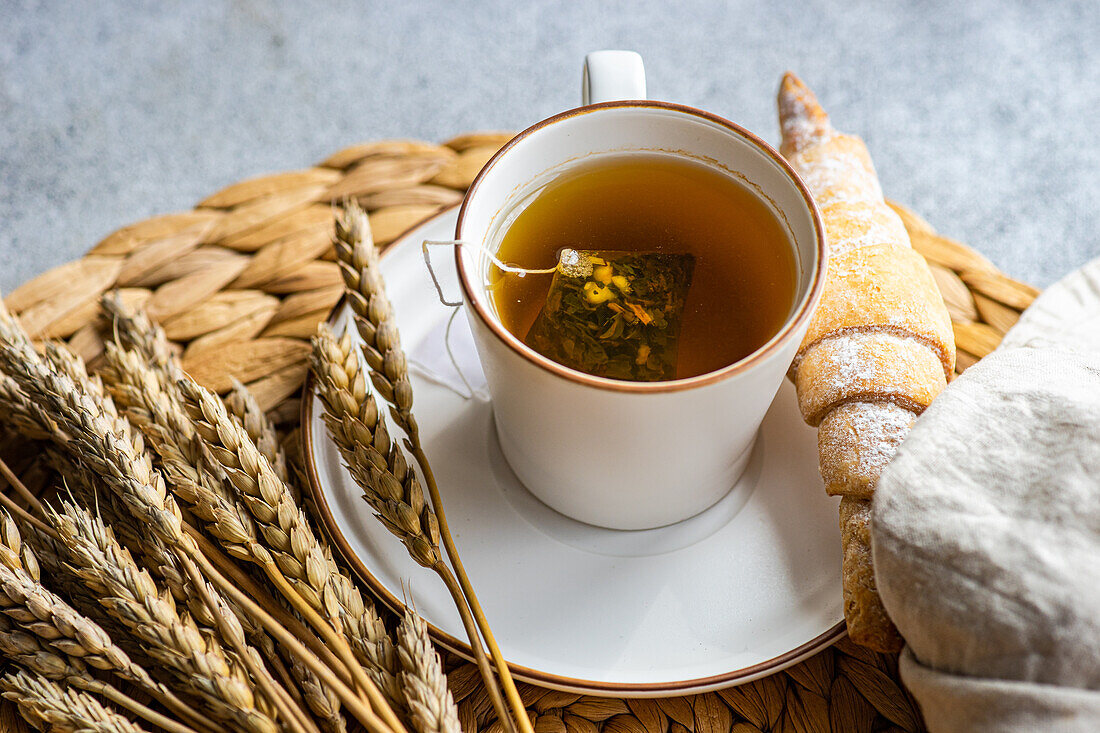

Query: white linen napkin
872,257,1100,732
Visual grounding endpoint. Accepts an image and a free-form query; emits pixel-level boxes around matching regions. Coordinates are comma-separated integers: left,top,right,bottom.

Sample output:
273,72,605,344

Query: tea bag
524,249,695,381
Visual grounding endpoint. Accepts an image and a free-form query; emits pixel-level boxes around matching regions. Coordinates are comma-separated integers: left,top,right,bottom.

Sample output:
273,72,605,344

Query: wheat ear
98,336,330,686
0,308,345,733
178,378,405,733
332,202,529,733
24,344,308,733
396,608,461,733
0,318,260,722
0,303,380,733
99,343,257,558
0,612,207,733
102,294,400,716
310,325,512,733
51,452,298,709
47,499,276,733
0,510,217,733
0,374,54,441
333,202,419,444
226,377,291,485
0,315,298,733
2,671,147,733
94,311,393,733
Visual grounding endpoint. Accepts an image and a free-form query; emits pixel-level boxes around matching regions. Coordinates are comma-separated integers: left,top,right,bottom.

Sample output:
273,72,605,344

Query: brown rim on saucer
454,100,828,394
300,206,847,694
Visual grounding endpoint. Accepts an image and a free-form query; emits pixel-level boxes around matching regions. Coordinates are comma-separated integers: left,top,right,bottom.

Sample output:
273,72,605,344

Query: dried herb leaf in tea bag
524,250,695,381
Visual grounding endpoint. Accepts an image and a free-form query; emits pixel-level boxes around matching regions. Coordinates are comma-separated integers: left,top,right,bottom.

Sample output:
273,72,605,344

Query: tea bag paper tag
408,307,490,400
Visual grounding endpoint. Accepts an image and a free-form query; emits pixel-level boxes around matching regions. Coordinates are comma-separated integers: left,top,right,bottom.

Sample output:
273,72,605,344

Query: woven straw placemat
0,132,1040,733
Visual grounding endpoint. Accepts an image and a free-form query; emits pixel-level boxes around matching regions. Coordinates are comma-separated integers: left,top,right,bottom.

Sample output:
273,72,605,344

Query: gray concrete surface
3,1,1099,292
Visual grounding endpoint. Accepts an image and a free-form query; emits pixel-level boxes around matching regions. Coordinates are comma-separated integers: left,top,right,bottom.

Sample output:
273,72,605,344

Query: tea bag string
420,239,557,400
421,239,559,307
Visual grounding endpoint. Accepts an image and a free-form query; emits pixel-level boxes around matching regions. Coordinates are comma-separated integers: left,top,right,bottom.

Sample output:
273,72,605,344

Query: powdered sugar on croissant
778,72,956,652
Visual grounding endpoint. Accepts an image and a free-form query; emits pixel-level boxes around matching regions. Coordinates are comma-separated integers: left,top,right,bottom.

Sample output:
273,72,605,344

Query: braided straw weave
1,132,1039,733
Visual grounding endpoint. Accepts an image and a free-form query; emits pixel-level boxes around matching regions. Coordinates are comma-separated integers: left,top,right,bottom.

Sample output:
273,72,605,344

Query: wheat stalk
179,379,332,610
47,499,276,733
49,450,198,615
2,671,147,733
0,308,342,733
50,444,283,697
99,342,257,562
0,611,206,733
178,378,406,732
0,316,182,546
310,325,513,733
102,295,400,717
98,342,314,683
102,296,291,489
0,546,201,733
0,510,217,733
95,305,406,733
330,201,529,733
395,609,460,733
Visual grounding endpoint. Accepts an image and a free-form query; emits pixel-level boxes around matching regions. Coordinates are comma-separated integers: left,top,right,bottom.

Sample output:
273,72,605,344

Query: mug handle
582,50,646,105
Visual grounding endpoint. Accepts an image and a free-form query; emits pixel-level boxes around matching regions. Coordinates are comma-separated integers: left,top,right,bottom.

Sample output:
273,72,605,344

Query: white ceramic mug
455,51,826,530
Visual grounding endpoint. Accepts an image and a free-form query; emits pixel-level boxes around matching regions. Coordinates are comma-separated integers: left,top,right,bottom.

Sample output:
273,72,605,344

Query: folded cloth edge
900,649,1100,733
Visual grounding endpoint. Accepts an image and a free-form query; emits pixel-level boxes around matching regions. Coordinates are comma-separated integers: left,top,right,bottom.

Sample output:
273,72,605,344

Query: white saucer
302,208,844,696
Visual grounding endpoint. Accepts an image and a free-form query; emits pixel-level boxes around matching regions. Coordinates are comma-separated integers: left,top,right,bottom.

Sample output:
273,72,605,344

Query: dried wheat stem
67,677,200,733
2,670,148,733
309,329,440,570
179,378,406,733
0,511,218,733
396,609,460,733
310,326,512,733
333,202,530,733
174,549,320,733
410,449,526,731
52,451,197,613
188,547,398,733
47,499,277,733
179,520,389,733
0,454,46,517
13,524,133,646
97,337,344,720
99,297,401,721
184,523,350,681
0,317,256,730
0,464,53,537
0,312,317,733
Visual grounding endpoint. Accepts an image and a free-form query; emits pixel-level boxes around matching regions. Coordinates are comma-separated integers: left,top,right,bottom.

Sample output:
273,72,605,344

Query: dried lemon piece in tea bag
524,249,695,381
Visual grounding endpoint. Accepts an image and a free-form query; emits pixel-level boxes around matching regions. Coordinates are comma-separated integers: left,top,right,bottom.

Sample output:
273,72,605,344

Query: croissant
778,73,956,652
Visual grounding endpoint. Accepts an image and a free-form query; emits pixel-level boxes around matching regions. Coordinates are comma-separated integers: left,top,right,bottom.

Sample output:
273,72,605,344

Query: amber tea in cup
489,154,797,381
